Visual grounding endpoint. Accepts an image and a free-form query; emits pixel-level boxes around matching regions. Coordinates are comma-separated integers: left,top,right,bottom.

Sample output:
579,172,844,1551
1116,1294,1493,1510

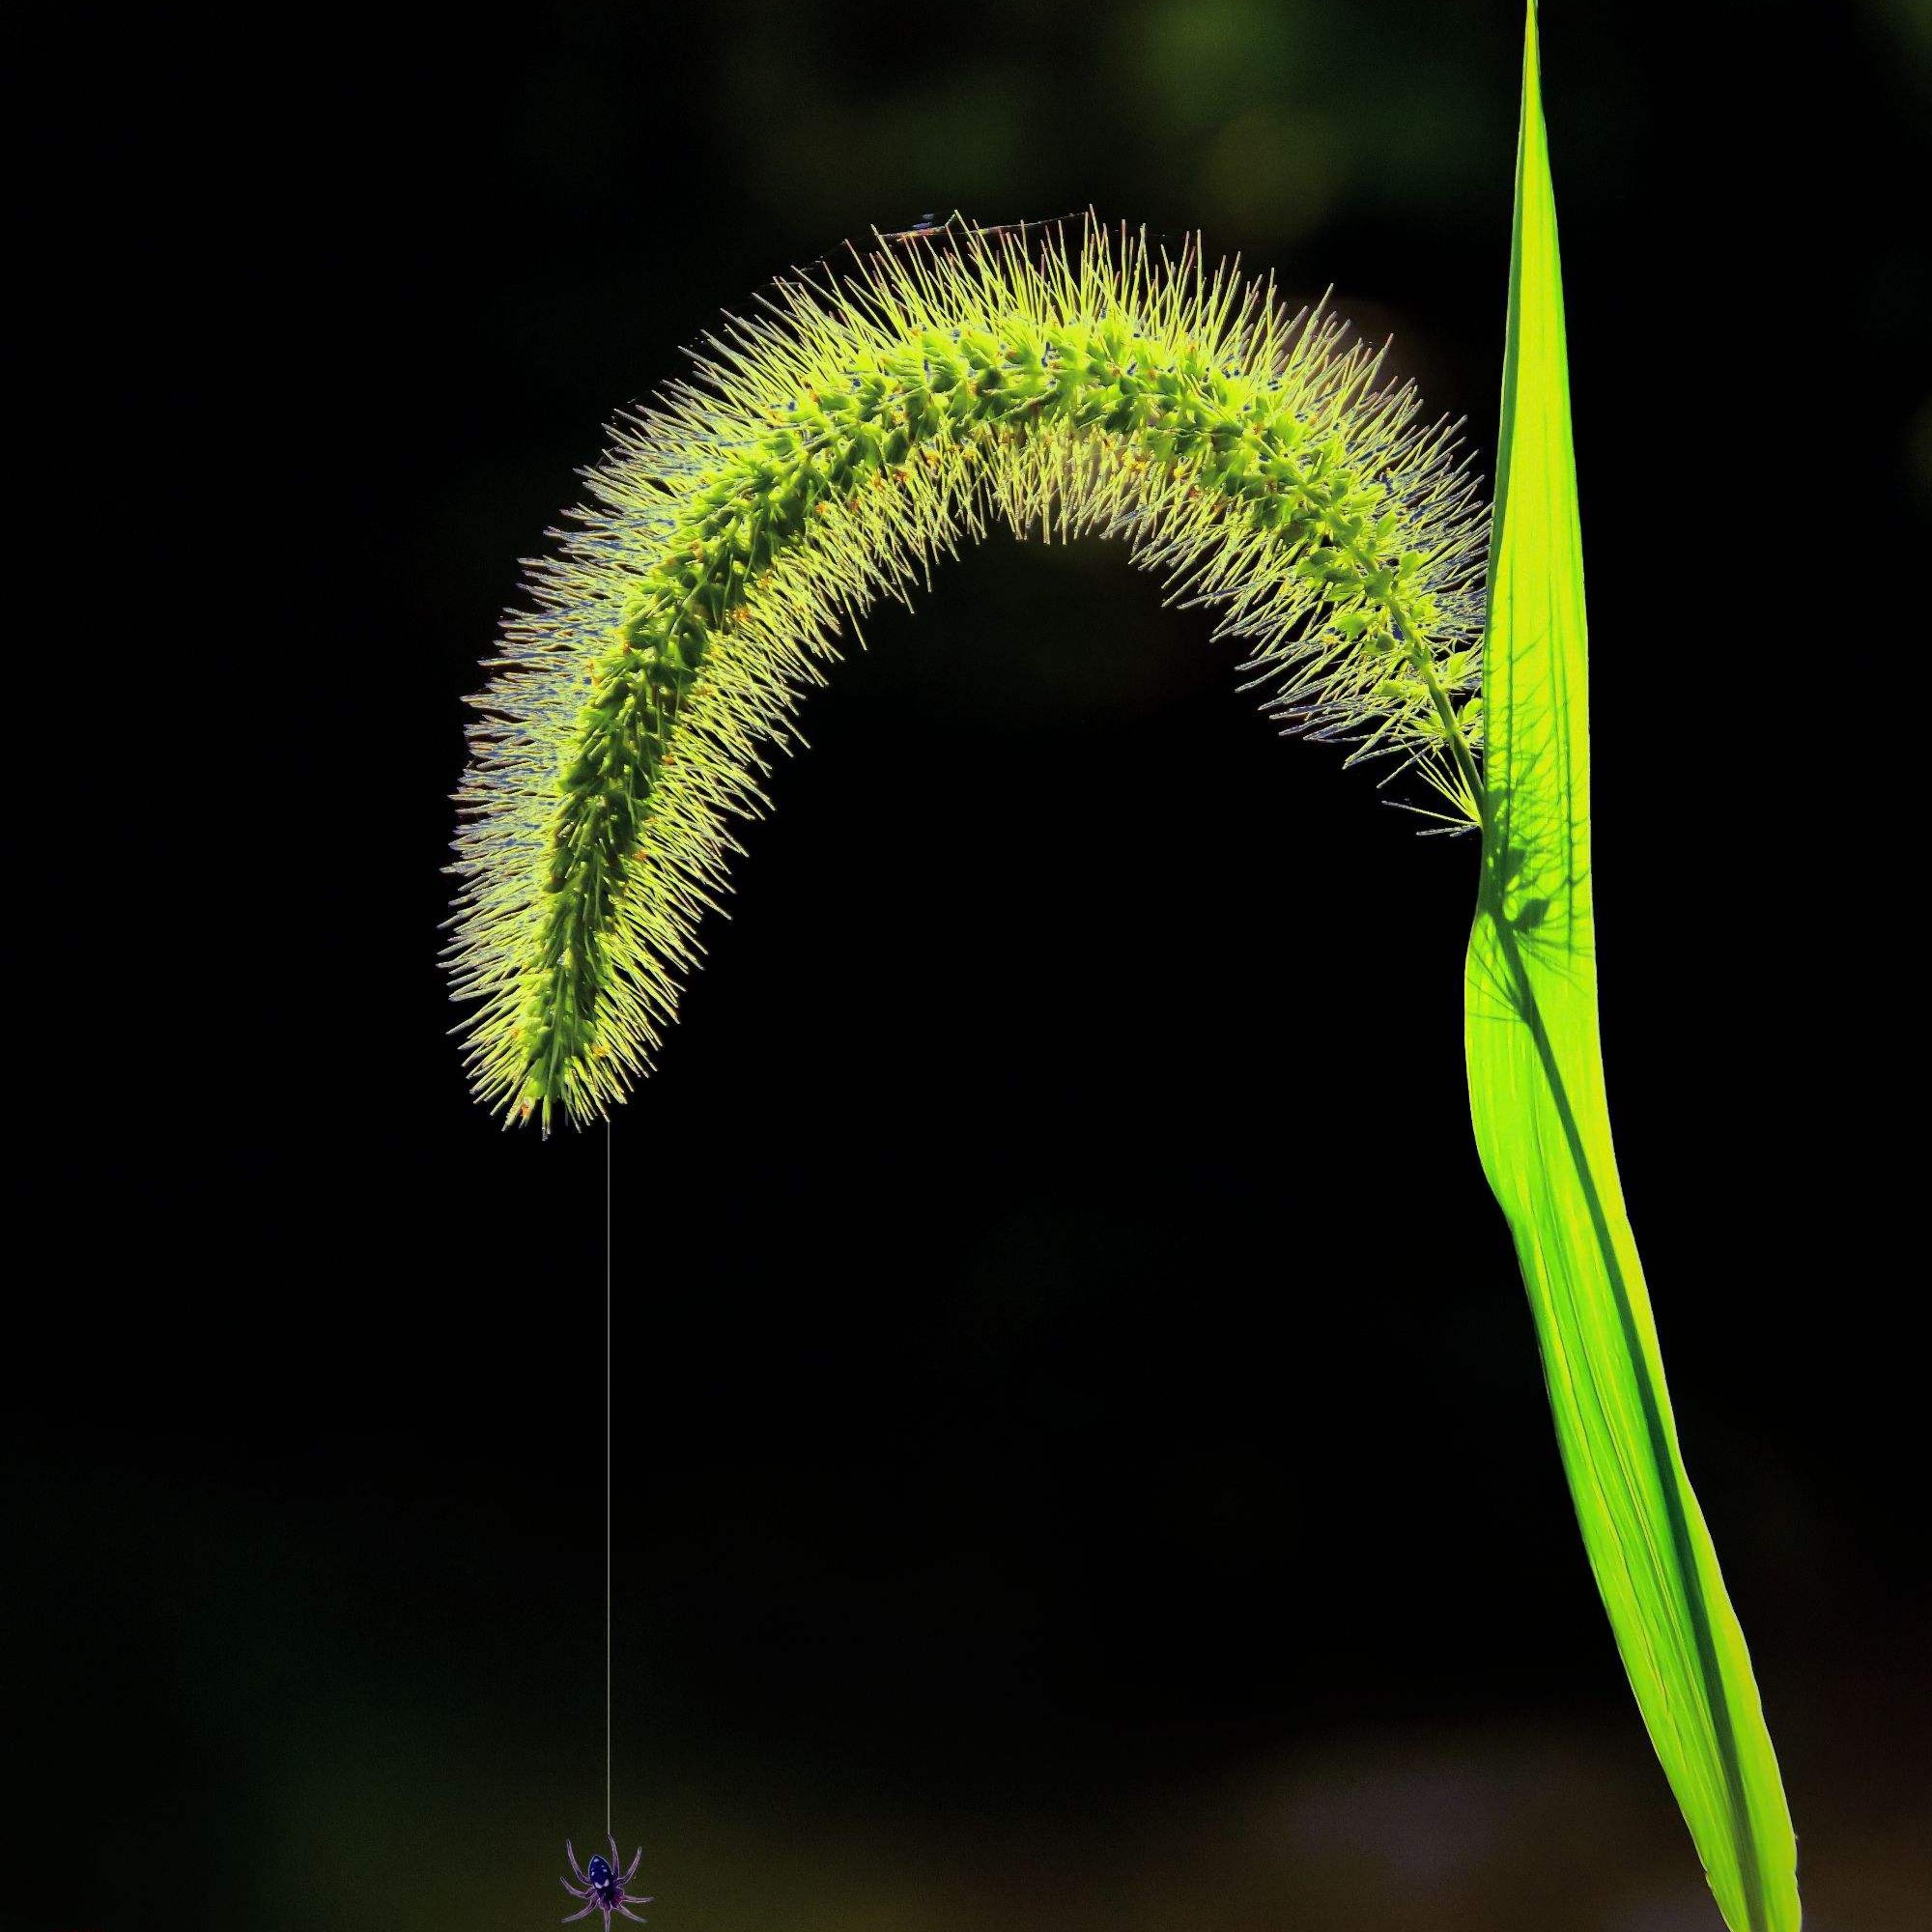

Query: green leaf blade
1464,9,1801,1928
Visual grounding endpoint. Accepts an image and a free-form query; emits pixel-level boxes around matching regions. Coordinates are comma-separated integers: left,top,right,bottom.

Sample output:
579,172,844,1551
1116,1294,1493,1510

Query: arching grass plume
446,220,1488,1128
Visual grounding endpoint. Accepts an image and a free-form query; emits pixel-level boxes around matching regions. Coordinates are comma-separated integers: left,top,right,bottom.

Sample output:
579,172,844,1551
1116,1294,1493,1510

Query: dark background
11,2,1928,1928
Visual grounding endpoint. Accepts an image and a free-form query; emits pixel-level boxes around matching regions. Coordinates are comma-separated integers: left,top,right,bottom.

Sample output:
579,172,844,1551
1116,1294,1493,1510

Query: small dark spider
560,1835,651,1926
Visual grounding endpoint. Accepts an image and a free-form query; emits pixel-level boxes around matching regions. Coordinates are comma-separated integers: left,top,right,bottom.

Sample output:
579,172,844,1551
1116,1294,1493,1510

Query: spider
560,1835,651,1926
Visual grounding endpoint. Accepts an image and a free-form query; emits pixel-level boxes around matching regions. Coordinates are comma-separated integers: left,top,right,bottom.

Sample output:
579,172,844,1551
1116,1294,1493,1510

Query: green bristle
447,218,1486,1130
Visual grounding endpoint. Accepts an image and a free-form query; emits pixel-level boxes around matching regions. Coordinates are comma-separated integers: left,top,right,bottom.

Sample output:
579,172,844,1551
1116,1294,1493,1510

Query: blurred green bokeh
521,0,1511,252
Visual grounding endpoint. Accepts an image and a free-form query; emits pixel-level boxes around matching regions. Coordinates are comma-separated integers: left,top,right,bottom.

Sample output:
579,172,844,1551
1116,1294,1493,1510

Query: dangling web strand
605,1118,612,1837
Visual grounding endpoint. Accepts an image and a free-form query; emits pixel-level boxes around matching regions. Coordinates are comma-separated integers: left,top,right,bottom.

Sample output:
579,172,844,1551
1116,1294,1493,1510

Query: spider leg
567,1839,587,1882
562,1877,590,1897
622,1847,643,1883
561,1905,597,1924
617,1905,649,1922
610,1833,623,1872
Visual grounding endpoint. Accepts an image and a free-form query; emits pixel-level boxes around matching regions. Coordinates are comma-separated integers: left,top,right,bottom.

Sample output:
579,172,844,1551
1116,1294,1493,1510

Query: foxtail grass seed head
447,216,1488,1130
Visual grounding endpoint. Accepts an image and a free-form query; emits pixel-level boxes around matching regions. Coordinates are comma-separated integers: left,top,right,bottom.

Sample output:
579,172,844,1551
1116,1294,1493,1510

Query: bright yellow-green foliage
447,222,1487,1127
1465,7,1800,1927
